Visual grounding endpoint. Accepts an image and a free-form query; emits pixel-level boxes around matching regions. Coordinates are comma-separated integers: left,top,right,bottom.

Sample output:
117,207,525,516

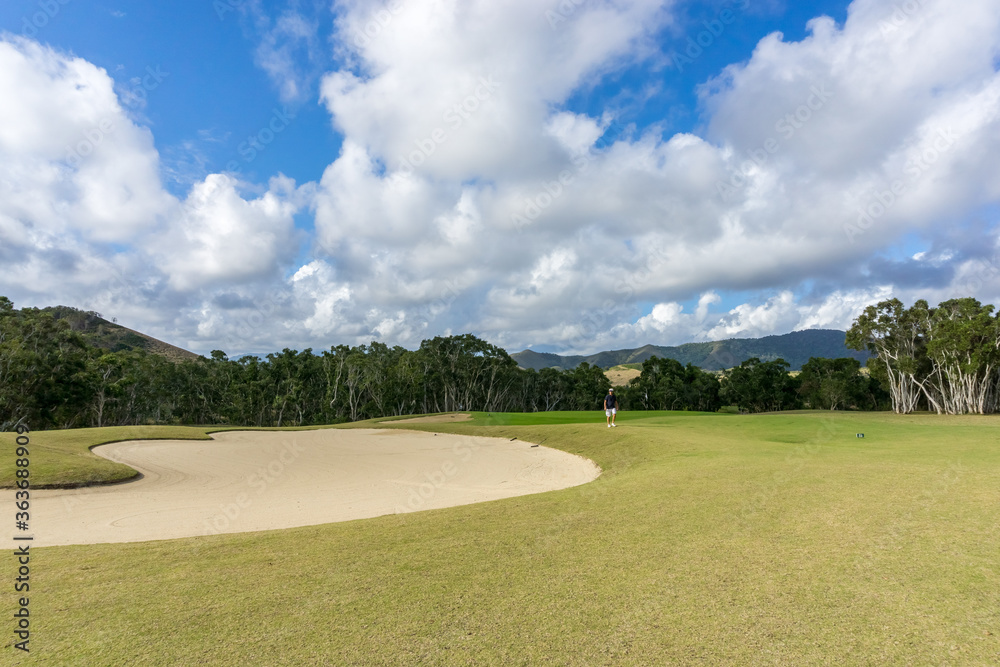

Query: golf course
2,410,998,665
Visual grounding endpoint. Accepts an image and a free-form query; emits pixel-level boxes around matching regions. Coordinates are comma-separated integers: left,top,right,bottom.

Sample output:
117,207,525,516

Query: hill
512,329,868,372
604,365,642,386
42,306,200,362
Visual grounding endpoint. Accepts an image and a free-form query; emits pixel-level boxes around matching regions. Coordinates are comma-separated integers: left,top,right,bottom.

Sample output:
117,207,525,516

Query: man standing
604,388,618,427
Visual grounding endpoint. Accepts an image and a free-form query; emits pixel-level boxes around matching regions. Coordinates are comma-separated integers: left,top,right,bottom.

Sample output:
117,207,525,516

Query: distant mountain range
511,329,868,372
43,306,200,362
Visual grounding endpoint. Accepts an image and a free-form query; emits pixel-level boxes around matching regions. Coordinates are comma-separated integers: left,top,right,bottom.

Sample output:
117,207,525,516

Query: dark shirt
604,393,617,409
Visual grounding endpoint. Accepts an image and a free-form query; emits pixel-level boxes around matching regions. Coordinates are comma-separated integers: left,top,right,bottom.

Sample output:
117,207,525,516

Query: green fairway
4,411,1000,664
468,409,721,426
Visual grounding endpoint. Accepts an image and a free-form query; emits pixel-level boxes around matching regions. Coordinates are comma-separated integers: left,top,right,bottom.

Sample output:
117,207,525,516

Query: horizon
18,297,857,360
1,1,998,357
224,326,856,360
519,327,853,357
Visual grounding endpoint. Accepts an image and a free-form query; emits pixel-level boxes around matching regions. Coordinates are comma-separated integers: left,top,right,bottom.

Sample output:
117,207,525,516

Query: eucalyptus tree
846,299,929,413
417,334,519,412
797,357,869,410
85,350,169,426
265,348,324,427
568,362,611,410
719,358,800,413
236,355,271,427
847,297,1000,414
321,345,352,422
922,298,999,414
628,356,721,411
341,347,369,423
536,367,570,411
0,298,90,430
389,348,422,416
684,363,723,412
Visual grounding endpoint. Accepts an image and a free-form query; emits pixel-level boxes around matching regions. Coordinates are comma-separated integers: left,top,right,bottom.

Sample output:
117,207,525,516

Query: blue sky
0,2,341,189
1,0,999,356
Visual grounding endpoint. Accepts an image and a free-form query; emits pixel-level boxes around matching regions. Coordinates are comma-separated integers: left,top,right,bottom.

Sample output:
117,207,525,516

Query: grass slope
43,305,200,362
605,365,642,387
0,423,376,488
3,412,999,664
0,426,217,488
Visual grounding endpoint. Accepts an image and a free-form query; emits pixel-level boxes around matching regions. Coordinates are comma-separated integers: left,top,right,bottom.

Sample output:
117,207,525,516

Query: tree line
1,298,617,430
615,355,888,414
19,295,994,431
846,297,1000,414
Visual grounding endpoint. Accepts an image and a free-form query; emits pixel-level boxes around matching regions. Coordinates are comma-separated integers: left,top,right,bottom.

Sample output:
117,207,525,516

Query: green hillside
512,329,869,371
42,305,199,362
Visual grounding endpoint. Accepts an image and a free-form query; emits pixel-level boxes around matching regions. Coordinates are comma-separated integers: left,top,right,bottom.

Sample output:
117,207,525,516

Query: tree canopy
13,295,997,430
847,297,1000,414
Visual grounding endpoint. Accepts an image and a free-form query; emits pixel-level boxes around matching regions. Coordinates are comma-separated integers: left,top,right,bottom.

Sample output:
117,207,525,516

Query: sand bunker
26,429,599,547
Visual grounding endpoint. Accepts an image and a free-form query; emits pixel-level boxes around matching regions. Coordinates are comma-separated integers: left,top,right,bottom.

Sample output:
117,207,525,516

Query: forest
5,295,996,430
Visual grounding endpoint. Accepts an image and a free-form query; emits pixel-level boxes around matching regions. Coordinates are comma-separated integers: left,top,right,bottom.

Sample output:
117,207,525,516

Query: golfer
604,388,618,427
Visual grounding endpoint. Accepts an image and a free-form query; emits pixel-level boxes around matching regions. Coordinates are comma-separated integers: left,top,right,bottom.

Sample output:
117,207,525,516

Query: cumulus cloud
0,37,173,243
149,174,302,291
298,0,1000,354
291,260,354,337
704,0,1000,245
5,0,1000,357
0,36,305,351
544,112,607,156
568,287,895,353
322,0,670,180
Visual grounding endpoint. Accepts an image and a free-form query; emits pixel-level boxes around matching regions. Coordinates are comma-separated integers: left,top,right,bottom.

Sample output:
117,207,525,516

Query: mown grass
0,426,215,488
468,409,720,426
3,411,1000,665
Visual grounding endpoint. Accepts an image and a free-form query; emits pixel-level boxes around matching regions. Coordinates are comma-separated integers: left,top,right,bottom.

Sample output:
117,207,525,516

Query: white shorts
605,408,617,416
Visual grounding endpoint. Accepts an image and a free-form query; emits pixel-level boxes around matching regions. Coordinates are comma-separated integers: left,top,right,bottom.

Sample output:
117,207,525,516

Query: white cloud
545,112,606,156
573,287,894,352
0,36,307,351
703,0,1000,250
310,0,1000,355
149,174,302,291
6,0,1000,357
291,260,354,337
707,291,837,340
322,0,670,181
252,8,323,103
0,37,173,242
